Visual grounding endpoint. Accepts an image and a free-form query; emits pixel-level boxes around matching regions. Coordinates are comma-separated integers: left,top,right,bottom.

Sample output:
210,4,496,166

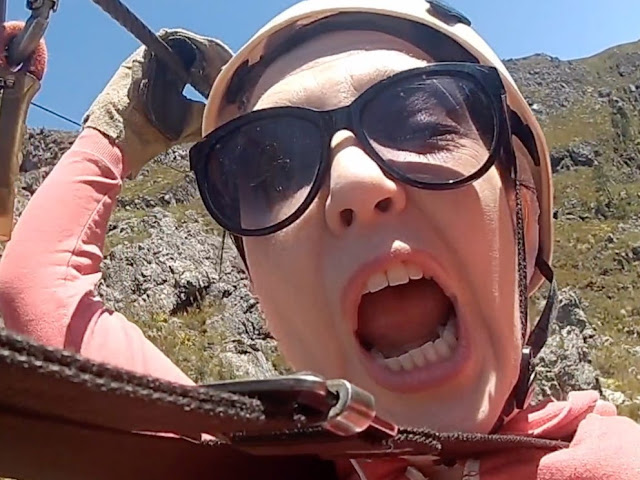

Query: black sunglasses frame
190,62,511,237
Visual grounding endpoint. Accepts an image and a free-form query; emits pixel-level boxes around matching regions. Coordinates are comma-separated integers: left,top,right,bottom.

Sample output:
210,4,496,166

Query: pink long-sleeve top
0,127,639,480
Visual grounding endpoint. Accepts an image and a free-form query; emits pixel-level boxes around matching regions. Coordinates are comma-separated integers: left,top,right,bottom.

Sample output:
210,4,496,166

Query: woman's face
241,31,524,432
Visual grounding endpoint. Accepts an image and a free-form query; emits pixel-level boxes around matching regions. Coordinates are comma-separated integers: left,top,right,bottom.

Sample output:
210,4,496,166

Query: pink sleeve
538,413,640,480
0,127,193,385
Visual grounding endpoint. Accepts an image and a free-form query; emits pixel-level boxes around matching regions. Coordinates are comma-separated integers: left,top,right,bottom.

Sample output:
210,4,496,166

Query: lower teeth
371,316,458,372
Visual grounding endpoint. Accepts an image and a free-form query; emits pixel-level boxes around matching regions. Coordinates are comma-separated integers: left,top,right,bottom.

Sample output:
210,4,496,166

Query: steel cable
1,0,6,26
88,0,211,99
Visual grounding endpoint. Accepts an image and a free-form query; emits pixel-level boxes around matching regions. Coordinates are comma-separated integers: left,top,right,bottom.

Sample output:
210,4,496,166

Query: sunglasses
190,63,511,237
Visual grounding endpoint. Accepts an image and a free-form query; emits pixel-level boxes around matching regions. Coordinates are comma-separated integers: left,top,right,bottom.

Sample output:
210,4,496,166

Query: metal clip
325,379,397,437
6,0,58,68
203,372,398,440
0,64,41,240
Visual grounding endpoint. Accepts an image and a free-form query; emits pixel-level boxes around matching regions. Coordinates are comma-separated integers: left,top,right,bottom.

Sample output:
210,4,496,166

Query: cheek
473,169,522,367
472,169,520,310
242,199,351,374
420,166,509,269
242,201,326,330
418,166,521,354
447,169,522,405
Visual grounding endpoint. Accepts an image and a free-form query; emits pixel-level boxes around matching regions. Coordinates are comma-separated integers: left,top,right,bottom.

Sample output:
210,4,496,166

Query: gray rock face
616,52,640,78
504,54,592,119
533,289,602,403
550,142,598,173
20,128,77,173
98,207,277,381
99,208,218,315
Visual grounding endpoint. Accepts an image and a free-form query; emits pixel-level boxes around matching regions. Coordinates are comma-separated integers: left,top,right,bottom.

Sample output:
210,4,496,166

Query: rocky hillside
2,39,640,421
504,40,640,418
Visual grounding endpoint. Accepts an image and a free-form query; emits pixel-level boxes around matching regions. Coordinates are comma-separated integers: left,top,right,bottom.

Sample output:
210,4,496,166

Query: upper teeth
365,261,426,293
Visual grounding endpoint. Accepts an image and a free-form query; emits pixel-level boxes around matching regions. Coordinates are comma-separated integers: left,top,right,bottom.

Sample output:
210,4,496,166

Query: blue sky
7,0,640,130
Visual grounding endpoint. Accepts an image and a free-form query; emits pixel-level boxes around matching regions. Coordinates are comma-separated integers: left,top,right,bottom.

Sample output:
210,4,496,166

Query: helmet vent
427,1,472,27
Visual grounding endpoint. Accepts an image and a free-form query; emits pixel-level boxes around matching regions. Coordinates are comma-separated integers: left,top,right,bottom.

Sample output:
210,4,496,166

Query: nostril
340,209,354,227
375,197,393,213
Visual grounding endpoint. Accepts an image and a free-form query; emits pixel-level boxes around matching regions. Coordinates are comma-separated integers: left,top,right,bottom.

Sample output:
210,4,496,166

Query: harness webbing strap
0,329,568,480
0,330,337,480
0,407,337,480
0,330,267,436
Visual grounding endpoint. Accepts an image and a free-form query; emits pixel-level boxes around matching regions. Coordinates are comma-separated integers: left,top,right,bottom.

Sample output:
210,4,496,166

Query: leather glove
82,28,232,177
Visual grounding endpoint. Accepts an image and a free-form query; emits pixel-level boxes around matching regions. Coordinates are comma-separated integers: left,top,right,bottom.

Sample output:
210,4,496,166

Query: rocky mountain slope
504,40,640,418
2,39,640,420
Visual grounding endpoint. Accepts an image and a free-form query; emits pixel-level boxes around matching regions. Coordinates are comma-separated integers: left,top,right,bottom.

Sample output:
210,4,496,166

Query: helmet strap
490,150,558,432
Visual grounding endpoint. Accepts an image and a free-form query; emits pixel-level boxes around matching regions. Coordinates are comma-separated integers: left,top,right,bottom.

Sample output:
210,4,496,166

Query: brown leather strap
0,330,337,480
0,329,569,480
0,406,337,480
0,329,325,438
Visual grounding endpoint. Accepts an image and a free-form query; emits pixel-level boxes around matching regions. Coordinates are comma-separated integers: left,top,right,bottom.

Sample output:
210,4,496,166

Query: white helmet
203,0,554,294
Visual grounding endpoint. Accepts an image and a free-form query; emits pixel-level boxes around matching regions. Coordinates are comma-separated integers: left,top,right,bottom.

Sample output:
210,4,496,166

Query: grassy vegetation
165,199,222,235
534,39,640,150
581,40,640,87
120,164,187,200
542,100,614,148
123,299,241,383
551,165,640,419
523,43,640,419
540,92,640,151
104,228,151,257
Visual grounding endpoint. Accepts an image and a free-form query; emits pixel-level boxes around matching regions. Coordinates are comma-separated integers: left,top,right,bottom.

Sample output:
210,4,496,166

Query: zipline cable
28,102,190,174
6,1,213,131
88,0,212,100
31,102,82,128
1,0,7,26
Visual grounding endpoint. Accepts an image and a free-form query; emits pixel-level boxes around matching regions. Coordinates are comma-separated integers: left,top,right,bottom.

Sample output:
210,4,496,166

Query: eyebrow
253,59,429,112
348,64,412,94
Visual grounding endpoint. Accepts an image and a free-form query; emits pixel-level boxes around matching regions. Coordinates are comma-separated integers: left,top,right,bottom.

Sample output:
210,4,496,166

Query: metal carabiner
325,379,397,437
5,0,58,68
0,0,51,240
0,63,41,241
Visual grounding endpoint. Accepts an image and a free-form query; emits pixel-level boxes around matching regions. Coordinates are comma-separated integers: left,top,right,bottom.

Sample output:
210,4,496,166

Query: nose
325,130,406,234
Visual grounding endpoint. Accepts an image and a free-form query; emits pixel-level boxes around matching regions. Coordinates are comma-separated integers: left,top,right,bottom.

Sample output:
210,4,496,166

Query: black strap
231,425,567,460
0,330,337,480
0,330,339,439
527,256,558,357
509,108,541,166
492,254,559,431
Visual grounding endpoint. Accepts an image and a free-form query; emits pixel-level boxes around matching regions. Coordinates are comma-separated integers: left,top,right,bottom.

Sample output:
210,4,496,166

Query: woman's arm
0,127,193,384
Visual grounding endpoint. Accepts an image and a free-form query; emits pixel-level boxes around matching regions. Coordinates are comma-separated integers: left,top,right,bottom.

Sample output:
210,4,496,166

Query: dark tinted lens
205,116,323,231
361,73,496,184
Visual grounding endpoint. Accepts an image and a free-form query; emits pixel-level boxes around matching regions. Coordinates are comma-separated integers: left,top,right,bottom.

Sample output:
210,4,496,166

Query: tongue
356,278,453,358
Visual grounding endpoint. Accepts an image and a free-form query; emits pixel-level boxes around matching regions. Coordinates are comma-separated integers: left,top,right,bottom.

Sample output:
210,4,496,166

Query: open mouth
353,259,465,388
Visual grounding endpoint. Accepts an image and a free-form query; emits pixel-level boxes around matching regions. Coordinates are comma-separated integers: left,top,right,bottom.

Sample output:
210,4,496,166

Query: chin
356,364,508,433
